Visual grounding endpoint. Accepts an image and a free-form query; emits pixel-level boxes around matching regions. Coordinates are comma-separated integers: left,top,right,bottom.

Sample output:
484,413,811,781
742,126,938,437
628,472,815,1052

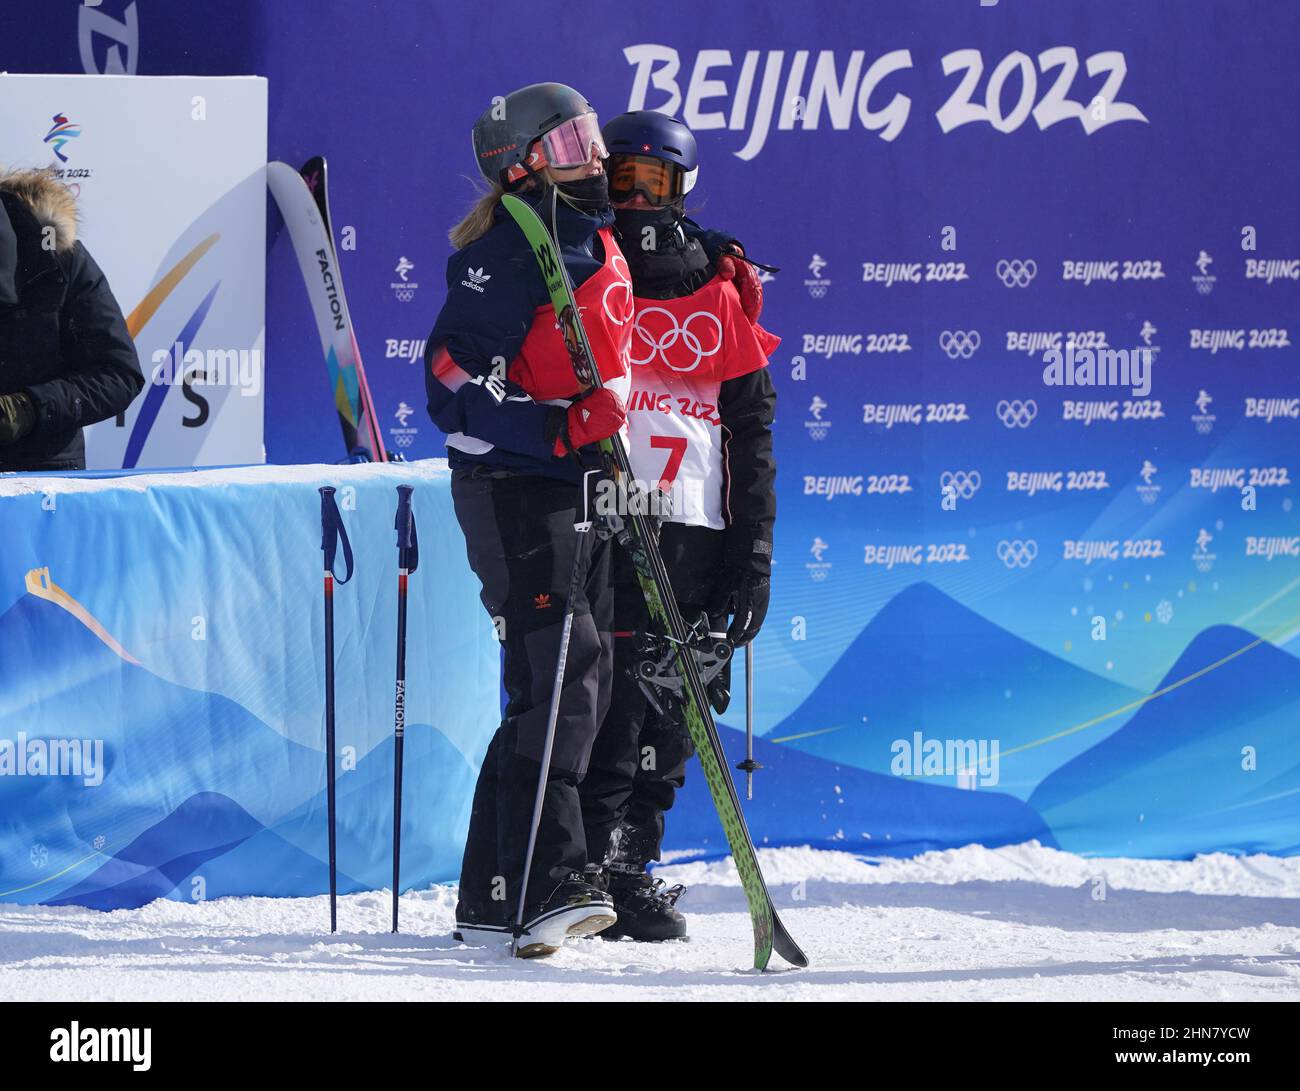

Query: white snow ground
2,843,1298,1002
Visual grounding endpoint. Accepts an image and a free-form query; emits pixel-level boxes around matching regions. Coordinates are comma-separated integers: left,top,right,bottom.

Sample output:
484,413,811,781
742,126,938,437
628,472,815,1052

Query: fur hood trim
0,168,79,252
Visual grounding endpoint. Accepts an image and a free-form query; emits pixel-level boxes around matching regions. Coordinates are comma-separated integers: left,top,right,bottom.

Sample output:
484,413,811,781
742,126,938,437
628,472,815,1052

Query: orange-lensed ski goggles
607,154,698,206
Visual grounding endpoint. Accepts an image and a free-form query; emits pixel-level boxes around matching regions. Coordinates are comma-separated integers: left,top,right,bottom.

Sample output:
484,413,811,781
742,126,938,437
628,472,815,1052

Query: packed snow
2,843,1298,1002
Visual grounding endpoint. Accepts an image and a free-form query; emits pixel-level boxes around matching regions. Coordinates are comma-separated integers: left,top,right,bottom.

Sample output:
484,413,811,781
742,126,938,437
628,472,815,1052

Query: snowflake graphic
93,835,106,850
1156,600,1173,624
30,843,48,868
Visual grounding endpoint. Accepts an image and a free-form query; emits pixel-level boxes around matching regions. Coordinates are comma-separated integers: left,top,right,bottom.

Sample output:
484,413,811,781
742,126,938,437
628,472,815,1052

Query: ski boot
452,902,510,945
514,872,617,958
596,824,687,942
599,868,687,942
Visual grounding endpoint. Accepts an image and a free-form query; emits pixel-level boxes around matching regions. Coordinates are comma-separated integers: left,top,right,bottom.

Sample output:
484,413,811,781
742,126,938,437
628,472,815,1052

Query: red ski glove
554,387,626,457
716,245,764,325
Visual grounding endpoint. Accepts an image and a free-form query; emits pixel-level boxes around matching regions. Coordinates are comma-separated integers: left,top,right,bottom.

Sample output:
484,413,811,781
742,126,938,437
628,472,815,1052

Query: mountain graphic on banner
0,590,476,908
0,593,320,905
1030,625,1300,858
666,721,1058,859
767,582,1142,797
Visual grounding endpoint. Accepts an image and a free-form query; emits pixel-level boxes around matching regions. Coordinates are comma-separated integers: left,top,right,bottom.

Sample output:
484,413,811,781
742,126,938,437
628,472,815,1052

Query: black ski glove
706,567,770,647
728,571,769,646
0,392,35,447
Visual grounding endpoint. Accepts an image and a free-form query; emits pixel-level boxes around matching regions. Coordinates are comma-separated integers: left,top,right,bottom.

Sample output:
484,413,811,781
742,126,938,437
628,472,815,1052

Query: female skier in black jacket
579,111,778,942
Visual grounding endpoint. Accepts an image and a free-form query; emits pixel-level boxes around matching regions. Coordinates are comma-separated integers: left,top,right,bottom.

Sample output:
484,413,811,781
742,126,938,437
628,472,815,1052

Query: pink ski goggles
506,112,606,182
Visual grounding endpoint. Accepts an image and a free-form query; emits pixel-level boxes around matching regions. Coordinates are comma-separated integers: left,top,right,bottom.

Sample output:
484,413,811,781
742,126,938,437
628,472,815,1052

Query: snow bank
2,844,1297,1001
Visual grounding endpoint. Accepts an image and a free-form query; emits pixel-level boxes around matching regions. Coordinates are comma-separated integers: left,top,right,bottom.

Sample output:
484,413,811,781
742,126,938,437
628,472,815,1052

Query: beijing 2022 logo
43,114,82,163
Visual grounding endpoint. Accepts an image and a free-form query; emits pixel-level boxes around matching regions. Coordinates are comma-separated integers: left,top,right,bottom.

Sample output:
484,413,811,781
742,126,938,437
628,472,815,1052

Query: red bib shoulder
508,228,634,400
630,276,779,385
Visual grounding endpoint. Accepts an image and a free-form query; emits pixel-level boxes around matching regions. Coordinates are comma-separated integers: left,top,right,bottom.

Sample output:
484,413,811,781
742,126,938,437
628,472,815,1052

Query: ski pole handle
320,486,354,584
394,485,415,546
394,485,419,573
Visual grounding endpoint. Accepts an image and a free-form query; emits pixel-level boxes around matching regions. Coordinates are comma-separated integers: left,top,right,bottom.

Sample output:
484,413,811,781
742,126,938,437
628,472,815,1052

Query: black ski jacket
617,214,777,581
0,171,144,472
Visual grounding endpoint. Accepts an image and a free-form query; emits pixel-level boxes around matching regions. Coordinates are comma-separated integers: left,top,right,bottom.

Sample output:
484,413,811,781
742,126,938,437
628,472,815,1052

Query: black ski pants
580,525,727,867
451,468,614,921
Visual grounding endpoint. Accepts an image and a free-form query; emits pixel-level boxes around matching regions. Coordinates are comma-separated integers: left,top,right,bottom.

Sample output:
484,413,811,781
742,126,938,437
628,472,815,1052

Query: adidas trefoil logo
461,266,492,293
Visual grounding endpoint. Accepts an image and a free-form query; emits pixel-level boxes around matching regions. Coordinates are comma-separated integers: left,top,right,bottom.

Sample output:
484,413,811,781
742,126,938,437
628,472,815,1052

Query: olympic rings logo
996,259,1037,288
939,330,981,359
602,254,634,326
996,399,1038,428
996,539,1038,569
630,307,724,373
940,470,982,500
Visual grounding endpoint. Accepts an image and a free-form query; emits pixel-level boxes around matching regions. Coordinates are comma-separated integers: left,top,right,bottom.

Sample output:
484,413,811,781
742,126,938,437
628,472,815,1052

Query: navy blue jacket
423,194,616,482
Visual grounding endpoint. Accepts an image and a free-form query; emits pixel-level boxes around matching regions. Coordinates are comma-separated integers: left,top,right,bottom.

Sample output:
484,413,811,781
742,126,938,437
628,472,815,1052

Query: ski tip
771,911,809,969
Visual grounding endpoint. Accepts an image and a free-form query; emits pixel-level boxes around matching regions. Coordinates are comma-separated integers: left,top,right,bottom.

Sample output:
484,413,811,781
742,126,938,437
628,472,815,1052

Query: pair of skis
501,192,807,971
318,485,418,933
269,157,389,463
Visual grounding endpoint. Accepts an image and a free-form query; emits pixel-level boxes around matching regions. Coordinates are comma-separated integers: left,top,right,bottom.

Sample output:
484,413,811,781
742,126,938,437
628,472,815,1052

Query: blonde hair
449,181,505,250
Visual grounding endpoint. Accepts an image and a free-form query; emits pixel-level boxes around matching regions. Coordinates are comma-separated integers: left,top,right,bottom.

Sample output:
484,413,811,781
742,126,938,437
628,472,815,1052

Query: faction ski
267,157,388,462
502,192,808,971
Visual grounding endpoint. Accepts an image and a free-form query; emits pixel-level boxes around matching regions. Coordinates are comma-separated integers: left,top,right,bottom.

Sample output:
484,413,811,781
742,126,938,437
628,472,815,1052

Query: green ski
502,191,808,971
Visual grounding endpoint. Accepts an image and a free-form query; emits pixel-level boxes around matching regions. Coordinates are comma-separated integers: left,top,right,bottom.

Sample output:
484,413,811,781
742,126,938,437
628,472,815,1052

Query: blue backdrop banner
0,463,503,908
1,2,1297,900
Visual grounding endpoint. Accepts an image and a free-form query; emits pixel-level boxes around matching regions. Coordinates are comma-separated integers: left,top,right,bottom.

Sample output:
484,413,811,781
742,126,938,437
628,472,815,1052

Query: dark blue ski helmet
602,110,698,172
602,111,698,206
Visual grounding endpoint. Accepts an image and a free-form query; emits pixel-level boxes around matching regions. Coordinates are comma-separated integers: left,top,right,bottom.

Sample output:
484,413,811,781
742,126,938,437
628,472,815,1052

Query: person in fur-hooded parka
0,168,143,471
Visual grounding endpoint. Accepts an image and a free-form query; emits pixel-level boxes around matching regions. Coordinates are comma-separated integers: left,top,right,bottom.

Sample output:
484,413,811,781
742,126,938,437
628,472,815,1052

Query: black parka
0,172,143,471
616,215,778,586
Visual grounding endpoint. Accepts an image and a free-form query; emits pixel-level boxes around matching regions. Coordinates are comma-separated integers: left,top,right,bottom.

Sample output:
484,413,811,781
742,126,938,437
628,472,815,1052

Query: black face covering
611,205,683,250
554,173,610,212
613,203,712,300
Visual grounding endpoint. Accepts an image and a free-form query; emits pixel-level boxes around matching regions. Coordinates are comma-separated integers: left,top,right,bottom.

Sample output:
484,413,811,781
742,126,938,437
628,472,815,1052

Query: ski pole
736,642,762,800
512,470,598,957
319,487,354,932
391,485,419,932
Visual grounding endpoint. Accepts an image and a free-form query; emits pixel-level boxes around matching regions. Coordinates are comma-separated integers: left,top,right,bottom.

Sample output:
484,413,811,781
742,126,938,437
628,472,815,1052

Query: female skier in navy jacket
423,83,633,956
